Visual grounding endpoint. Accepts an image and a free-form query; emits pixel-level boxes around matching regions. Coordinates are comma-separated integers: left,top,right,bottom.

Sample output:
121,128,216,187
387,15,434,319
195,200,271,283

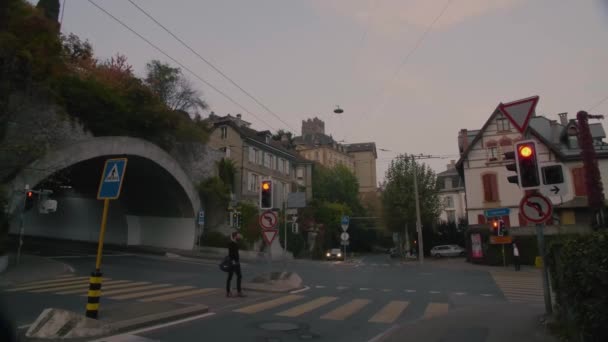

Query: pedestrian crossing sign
97,158,128,200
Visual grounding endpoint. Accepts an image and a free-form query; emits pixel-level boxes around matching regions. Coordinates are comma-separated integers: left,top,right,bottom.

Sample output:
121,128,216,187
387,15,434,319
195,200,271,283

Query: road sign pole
502,245,506,268
95,199,110,271
536,222,553,315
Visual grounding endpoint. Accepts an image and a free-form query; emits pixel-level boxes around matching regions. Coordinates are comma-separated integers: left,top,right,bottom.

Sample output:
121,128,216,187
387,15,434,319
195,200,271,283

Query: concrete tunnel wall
8,136,202,250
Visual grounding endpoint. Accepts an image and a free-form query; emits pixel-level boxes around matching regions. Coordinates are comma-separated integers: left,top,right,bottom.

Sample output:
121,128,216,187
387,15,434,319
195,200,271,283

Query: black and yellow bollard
85,271,103,319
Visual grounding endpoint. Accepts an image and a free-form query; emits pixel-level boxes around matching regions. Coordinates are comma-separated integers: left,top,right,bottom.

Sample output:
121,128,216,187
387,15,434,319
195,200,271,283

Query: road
2,244,547,342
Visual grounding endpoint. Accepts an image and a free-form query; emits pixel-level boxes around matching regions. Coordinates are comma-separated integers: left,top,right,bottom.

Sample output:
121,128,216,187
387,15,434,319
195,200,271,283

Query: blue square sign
97,158,128,200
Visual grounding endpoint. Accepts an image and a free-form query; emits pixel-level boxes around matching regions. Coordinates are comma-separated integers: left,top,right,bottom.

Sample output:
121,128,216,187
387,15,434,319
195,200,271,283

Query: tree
272,129,294,148
381,155,441,239
312,164,361,212
217,158,236,192
144,60,208,115
36,0,59,23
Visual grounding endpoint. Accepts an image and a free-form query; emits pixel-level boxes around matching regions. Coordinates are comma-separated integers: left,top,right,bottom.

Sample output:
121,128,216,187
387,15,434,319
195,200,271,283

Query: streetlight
333,106,344,114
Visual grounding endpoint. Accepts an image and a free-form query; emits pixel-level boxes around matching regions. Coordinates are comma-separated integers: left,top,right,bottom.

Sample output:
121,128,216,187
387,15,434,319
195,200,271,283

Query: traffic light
515,141,540,188
492,220,499,234
260,180,273,209
24,191,35,211
498,220,507,236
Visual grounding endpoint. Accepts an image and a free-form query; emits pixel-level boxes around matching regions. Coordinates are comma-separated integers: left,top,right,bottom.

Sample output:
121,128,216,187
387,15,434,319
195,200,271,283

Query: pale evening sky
51,0,608,183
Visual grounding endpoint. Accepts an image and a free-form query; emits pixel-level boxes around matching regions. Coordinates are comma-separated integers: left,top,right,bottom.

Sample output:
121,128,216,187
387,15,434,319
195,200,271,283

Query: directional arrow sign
498,96,539,133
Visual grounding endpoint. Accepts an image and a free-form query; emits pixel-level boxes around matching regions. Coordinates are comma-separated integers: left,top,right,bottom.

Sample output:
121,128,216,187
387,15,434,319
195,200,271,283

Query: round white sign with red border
519,193,553,223
259,210,278,230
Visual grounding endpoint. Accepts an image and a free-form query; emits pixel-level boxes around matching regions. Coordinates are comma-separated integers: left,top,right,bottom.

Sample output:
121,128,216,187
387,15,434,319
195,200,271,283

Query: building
207,114,313,208
293,117,378,193
436,160,466,223
346,143,378,193
456,97,608,233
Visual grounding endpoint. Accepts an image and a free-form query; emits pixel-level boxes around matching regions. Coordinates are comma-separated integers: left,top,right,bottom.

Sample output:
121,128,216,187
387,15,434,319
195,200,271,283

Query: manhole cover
259,322,300,331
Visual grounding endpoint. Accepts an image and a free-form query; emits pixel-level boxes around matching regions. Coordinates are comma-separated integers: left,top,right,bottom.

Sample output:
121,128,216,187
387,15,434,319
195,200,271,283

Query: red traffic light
27,191,33,198
492,221,498,228
518,145,533,158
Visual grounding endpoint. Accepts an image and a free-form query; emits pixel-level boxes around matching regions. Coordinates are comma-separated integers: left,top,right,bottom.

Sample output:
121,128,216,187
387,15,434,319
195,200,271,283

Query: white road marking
336,286,349,290
481,294,494,297
290,286,310,294
381,289,392,292
359,287,371,291
49,253,134,259
454,292,466,296
88,313,216,341
315,285,326,289
404,289,416,293
429,291,441,294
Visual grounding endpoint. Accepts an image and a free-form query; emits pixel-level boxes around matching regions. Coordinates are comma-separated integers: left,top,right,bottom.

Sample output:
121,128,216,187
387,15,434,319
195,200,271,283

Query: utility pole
412,156,424,264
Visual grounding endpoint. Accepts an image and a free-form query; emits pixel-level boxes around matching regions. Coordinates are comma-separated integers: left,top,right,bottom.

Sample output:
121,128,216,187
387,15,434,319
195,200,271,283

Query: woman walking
227,232,245,297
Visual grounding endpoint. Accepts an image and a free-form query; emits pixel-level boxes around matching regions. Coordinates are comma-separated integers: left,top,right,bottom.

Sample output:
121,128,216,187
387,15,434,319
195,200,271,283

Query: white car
430,245,465,258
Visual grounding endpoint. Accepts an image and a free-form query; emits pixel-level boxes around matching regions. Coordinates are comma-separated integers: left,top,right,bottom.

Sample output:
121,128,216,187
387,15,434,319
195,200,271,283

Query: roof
455,103,608,172
212,119,310,163
293,133,336,147
345,142,377,157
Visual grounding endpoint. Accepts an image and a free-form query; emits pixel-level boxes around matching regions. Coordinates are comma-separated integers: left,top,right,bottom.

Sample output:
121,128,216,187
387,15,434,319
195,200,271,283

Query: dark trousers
514,256,521,271
226,264,242,293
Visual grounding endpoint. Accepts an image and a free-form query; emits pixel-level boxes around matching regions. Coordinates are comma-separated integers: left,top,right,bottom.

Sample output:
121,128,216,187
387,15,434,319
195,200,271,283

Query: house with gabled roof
456,97,608,233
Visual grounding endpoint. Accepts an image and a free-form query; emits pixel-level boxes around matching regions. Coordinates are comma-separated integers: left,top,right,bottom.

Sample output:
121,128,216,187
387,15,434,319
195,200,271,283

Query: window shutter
502,215,510,228
572,168,587,196
482,175,491,202
490,174,499,201
477,214,486,224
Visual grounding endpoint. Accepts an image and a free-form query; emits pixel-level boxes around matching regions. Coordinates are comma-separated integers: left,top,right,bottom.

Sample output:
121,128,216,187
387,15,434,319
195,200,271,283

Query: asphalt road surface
3,244,546,342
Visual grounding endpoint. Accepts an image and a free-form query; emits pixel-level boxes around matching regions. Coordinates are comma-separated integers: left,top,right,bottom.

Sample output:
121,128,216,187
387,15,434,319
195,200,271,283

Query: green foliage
36,0,60,23
272,129,295,148
382,155,441,233
217,158,236,192
237,201,260,247
312,164,361,212
144,60,208,115
198,177,230,211
201,231,246,250
548,232,608,342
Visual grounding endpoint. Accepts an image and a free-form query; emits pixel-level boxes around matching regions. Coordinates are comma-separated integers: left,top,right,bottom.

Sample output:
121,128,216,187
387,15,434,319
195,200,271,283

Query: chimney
236,113,242,119
281,134,289,143
447,160,456,170
458,129,469,154
558,112,568,126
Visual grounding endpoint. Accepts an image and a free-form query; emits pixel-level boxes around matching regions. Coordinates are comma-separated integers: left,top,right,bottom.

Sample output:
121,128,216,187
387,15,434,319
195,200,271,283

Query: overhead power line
367,0,453,117
127,0,297,133
87,0,277,132
590,94,608,111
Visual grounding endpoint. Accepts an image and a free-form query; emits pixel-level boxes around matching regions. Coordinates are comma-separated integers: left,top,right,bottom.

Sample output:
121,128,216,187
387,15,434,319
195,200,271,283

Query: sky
51,0,608,182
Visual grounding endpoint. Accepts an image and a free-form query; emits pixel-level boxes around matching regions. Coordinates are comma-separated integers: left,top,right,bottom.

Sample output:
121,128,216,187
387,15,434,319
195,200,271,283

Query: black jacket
228,241,240,264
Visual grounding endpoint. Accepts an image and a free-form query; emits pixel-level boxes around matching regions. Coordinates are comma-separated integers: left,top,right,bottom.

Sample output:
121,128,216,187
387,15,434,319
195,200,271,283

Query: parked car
325,248,344,261
430,245,465,258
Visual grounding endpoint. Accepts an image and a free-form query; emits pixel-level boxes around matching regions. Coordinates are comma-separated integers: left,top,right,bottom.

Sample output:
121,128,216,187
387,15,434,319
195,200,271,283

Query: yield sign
262,229,278,245
498,96,539,133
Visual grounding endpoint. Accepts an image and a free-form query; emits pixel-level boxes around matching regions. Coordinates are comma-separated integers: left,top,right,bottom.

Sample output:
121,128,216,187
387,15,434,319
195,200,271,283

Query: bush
548,231,608,342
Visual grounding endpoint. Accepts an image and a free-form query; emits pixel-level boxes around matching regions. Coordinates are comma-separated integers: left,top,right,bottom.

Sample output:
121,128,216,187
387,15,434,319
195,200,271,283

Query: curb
108,304,209,334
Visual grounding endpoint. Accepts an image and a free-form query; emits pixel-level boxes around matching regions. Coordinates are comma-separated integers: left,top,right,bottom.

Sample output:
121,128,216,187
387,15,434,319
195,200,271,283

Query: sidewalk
0,254,73,287
376,302,556,342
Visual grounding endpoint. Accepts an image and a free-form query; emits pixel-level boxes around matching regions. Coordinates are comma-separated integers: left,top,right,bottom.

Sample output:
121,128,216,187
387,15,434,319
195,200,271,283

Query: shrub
548,231,608,342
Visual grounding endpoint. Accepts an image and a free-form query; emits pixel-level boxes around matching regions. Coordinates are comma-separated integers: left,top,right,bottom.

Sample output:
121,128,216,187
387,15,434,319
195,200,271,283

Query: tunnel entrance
11,155,198,250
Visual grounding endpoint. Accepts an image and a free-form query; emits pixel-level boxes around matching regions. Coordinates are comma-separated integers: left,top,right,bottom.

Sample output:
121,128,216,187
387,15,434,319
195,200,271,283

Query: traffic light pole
537,222,553,315
16,186,29,266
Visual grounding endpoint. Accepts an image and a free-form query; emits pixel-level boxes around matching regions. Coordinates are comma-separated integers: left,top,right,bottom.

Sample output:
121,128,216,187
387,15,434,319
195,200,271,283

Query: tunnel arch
8,136,200,216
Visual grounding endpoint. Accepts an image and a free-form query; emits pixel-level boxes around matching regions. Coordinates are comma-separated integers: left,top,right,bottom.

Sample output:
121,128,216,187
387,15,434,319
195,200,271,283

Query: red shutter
502,215,510,228
482,175,491,202
572,168,587,196
478,214,486,224
518,212,528,227
490,174,499,201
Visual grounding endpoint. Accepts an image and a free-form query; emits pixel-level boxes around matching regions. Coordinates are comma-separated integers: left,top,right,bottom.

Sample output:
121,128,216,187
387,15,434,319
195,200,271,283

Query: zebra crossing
232,294,450,324
3,275,220,303
491,270,544,304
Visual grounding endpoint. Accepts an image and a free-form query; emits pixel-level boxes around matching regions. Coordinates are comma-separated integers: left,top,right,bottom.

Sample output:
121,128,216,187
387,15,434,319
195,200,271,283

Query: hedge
548,231,608,342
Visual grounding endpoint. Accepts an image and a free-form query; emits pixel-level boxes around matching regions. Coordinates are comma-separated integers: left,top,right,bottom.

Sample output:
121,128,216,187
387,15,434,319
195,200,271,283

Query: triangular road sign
105,165,120,182
498,96,539,133
262,229,278,245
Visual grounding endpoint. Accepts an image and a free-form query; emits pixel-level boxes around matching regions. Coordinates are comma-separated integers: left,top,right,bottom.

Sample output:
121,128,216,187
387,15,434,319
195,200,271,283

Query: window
224,146,231,158
249,147,256,163
265,135,270,144
279,159,285,173
487,147,499,161
256,149,262,165
264,153,271,168
269,155,275,170
220,126,228,139
315,151,319,161
572,167,587,196
497,117,510,131
482,173,499,202
447,211,456,223
286,160,290,175
444,196,454,208
248,173,259,192
296,167,304,179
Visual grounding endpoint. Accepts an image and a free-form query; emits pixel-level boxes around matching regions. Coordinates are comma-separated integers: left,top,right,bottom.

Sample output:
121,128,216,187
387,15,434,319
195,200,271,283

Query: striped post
85,271,103,319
